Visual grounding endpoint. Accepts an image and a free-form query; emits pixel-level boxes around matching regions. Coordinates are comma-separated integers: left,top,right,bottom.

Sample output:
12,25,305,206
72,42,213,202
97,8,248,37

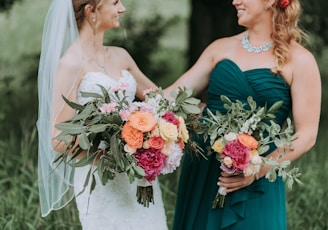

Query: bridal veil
37,0,82,217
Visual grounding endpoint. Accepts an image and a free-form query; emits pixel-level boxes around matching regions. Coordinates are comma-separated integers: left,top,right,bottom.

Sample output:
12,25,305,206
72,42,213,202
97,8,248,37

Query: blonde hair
271,0,307,73
72,0,102,30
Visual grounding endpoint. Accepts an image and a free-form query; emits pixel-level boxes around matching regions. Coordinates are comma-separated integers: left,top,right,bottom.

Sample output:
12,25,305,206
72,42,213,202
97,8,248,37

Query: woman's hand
217,172,256,194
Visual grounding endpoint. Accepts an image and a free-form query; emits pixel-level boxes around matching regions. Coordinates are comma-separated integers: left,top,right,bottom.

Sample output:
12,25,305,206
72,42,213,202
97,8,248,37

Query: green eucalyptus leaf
267,100,283,114
184,97,201,105
55,123,85,134
80,91,103,99
89,124,109,133
79,133,91,150
72,103,95,121
182,104,201,114
62,95,85,111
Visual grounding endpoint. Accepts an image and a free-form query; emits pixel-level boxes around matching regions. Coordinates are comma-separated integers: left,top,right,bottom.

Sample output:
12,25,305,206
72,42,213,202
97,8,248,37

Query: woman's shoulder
289,41,317,65
210,32,245,48
106,46,130,58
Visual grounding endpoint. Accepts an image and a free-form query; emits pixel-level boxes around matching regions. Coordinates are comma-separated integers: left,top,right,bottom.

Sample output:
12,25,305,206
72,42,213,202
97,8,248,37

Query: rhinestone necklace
242,33,273,54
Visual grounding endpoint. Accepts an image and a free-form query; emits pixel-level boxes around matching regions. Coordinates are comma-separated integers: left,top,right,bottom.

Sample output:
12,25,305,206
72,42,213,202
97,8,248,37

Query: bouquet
201,95,301,208
54,84,201,207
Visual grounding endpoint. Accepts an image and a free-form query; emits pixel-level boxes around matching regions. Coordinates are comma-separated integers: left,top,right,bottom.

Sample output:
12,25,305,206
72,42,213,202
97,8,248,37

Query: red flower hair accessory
280,0,290,9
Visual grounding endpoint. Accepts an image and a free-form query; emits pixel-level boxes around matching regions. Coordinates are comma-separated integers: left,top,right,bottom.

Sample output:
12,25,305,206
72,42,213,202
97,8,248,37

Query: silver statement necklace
242,33,273,54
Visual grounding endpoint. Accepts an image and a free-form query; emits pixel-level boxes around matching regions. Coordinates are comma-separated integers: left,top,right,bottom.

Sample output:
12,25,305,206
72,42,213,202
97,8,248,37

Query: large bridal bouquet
200,96,301,208
54,85,201,207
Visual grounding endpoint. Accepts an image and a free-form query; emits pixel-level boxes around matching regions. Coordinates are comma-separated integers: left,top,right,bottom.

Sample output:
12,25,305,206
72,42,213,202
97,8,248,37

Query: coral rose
122,122,144,149
238,133,259,149
148,136,165,150
129,111,156,132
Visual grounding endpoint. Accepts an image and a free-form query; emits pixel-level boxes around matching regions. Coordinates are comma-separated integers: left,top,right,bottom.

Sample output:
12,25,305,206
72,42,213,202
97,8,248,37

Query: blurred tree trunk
187,0,244,67
187,0,244,101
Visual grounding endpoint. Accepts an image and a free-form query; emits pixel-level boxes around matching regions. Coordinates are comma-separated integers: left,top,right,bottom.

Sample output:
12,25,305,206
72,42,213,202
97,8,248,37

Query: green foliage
0,0,21,12
104,12,180,84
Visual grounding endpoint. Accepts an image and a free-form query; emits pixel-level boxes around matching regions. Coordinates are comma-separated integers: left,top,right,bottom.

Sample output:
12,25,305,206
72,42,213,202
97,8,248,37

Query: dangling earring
92,15,96,23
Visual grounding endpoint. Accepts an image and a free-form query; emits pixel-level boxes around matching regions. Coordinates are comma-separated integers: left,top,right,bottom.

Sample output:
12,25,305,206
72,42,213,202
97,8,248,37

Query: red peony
162,111,180,127
134,148,166,182
279,0,290,9
222,140,250,172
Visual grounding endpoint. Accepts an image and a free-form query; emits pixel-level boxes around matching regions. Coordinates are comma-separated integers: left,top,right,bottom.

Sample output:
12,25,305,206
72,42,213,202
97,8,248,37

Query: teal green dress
173,59,291,230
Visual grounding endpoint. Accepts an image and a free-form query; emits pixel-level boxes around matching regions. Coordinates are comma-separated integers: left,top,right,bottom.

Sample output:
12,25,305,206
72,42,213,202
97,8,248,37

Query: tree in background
0,0,21,12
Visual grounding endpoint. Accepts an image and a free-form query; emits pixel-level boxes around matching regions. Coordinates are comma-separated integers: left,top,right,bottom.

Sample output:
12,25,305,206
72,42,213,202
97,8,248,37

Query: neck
79,25,105,53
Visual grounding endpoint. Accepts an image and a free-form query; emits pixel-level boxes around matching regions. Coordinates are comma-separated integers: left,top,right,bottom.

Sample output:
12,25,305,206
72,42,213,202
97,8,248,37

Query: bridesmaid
164,0,321,229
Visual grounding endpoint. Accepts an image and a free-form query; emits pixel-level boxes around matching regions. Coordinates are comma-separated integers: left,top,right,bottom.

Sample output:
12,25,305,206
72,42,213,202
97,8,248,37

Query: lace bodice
77,70,137,105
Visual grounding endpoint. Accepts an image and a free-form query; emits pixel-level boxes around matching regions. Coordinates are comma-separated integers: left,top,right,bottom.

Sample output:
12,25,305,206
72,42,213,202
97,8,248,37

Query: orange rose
238,133,259,149
122,122,144,149
129,111,156,132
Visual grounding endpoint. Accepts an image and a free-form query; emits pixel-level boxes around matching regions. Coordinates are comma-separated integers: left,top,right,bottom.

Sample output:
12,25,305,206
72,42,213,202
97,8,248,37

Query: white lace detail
74,70,168,230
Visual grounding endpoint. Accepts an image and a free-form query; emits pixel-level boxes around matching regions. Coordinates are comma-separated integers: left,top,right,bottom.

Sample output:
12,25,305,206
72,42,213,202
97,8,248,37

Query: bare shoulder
205,32,245,63
289,41,318,68
288,41,320,84
106,46,130,59
58,47,83,74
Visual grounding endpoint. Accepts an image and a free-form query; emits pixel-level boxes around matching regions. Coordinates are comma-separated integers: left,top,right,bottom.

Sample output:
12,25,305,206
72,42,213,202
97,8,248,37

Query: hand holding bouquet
201,96,301,208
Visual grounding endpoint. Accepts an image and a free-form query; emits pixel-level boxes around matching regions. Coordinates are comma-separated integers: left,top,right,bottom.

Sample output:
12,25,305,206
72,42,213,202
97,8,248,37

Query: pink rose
222,140,250,171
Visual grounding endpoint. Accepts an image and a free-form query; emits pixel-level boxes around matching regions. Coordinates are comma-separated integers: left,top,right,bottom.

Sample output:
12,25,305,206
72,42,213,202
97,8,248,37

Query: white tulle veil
37,0,82,217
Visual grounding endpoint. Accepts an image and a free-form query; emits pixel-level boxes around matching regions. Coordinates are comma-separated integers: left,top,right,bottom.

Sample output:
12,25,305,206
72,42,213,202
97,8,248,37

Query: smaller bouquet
201,96,301,208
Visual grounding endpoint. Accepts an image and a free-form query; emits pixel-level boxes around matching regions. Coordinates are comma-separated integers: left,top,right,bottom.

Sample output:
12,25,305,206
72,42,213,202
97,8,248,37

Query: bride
37,0,168,229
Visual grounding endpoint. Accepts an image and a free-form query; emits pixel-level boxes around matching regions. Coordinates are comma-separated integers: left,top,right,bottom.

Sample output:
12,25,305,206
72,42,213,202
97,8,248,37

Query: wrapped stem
136,179,154,207
212,186,227,209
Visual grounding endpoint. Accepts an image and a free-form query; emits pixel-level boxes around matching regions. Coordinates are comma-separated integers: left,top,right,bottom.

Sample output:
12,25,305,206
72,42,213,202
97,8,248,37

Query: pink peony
222,140,250,171
134,148,166,182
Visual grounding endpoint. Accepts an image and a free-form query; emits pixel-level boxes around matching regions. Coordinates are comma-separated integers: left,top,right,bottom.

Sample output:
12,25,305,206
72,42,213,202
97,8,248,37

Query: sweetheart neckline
217,59,290,87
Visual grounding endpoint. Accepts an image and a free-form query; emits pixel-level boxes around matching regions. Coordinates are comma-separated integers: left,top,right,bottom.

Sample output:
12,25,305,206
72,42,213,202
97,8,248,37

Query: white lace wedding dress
74,70,168,230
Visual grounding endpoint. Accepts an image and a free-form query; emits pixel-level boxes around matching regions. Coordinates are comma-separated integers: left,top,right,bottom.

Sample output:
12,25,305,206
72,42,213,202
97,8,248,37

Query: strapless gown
74,70,168,230
173,59,292,230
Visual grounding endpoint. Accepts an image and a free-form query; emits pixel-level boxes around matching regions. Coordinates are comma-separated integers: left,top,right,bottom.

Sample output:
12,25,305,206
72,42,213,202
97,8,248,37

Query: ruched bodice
173,59,291,230
207,59,291,126
74,70,168,230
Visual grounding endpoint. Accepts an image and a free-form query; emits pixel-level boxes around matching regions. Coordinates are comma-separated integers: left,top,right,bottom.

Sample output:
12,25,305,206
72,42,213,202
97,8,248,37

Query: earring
264,5,269,10
92,16,96,23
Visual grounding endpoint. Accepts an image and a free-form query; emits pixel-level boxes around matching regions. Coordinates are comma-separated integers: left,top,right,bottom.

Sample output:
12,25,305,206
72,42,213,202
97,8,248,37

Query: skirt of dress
74,166,168,230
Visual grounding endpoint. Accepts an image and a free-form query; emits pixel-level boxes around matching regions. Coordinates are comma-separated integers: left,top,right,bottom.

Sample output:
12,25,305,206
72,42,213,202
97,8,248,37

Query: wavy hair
270,0,308,73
